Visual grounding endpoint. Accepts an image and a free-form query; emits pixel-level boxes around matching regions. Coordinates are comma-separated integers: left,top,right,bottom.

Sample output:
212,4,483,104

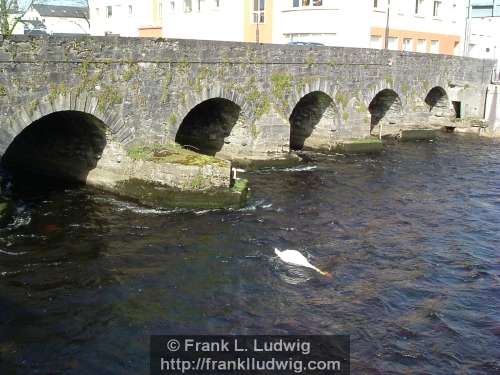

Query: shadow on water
1,133,500,374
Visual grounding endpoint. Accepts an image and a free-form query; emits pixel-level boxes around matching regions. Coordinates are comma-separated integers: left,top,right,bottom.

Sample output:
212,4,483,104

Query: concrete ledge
86,143,250,209
113,178,249,210
398,129,437,142
232,153,302,170
334,138,384,154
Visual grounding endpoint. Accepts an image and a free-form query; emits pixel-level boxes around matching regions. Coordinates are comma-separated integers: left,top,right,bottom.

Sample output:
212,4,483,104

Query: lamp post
384,0,391,49
256,18,260,43
464,0,471,56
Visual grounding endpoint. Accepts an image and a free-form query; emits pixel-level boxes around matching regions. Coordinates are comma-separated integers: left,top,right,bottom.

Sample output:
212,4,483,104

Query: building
367,0,465,55
467,0,500,78
163,0,245,41
160,0,467,56
89,0,164,37
23,4,89,35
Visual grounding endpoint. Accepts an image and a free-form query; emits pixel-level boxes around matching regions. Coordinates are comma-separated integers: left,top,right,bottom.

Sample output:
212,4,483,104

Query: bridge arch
174,97,244,156
2,110,108,184
425,86,454,117
369,89,403,135
0,91,129,186
289,90,339,150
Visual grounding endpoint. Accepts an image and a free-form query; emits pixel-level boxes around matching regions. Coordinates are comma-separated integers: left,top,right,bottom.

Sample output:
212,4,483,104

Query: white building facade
23,4,89,35
163,0,245,41
467,1,500,78
89,0,164,37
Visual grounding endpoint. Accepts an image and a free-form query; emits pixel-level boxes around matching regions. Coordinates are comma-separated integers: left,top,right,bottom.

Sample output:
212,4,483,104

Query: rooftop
32,4,89,19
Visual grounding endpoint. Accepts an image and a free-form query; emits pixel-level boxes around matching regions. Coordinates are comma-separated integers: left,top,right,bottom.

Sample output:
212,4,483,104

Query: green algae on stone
115,178,249,210
126,144,228,167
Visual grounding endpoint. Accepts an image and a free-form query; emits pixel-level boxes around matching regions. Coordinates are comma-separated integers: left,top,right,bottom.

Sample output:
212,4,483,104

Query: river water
1,134,499,374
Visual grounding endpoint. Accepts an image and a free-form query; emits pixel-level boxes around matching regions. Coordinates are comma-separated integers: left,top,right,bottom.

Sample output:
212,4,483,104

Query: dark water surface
1,134,499,374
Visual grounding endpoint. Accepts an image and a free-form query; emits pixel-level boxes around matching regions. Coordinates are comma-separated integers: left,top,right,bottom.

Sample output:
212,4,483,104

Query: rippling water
1,134,499,374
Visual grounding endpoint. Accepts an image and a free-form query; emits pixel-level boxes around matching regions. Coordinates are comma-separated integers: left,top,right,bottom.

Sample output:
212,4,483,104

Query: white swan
274,248,332,278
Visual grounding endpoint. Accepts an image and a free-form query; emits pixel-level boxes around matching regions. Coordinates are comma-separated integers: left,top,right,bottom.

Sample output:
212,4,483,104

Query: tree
0,0,35,37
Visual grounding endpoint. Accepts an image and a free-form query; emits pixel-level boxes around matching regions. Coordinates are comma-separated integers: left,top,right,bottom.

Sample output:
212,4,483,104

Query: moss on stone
97,86,123,111
335,92,349,108
115,177,249,210
356,102,368,113
48,83,68,104
123,63,139,82
27,99,40,117
0,85,7,96
126,143,228,167
168,113,178,127
271,72,293,115
245,76,270,120
305,54,316,68
0,198,13,226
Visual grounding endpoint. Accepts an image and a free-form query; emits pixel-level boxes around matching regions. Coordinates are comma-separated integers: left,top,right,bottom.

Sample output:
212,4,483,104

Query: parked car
288,41,325,46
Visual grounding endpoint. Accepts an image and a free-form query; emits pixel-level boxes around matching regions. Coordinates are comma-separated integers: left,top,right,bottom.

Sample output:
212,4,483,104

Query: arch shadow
289,91,336,150
2,111,107,188
425,86,454,117
369,89,403,133
175,98,241,156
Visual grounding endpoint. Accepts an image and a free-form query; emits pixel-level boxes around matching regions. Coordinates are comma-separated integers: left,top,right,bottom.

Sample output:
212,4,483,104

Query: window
197,0,204,12
433,1,440,17
417,39,426,53
373,0,378,8
293,0,322,7
403,38,412,51
252,0,265,23
415,0,424,15
370,35,382,49
388,36,398,50
214,0,220,8
431,40,439,53
184,0,192,12
95,7,99,16
159,1,163,19
106,5,112,18
170,1,175,11
128,5,133,15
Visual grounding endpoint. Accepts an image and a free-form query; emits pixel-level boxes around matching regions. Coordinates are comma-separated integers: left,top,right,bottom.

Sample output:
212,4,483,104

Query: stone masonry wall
0,35,495,161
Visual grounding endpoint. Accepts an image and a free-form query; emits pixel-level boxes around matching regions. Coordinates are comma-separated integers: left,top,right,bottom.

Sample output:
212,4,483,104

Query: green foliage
168,113,177,126
97,86,123,112
0,84,6,96
356,102,368,113
194,67,211,94
27,99,39,117
401,82,410,95
160,68,173,105
123,63,139,82
177,58,191,75
335,92,349,108
342,112,349,121
245,76,270,121
190,174,206,190
305,54,316,68
384,75,394,87
271,72,293,114
48,83,68,104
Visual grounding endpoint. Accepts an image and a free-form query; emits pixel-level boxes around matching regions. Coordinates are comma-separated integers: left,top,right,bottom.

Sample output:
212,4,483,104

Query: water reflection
1,134,499,374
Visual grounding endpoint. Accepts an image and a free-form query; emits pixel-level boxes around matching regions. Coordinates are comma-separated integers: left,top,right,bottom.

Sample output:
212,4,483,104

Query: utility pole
384,0,391,49
256,18,260,43
464,0,472,56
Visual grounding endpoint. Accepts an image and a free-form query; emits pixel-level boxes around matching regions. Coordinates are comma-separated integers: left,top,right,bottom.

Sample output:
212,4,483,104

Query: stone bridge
0,36,495,196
